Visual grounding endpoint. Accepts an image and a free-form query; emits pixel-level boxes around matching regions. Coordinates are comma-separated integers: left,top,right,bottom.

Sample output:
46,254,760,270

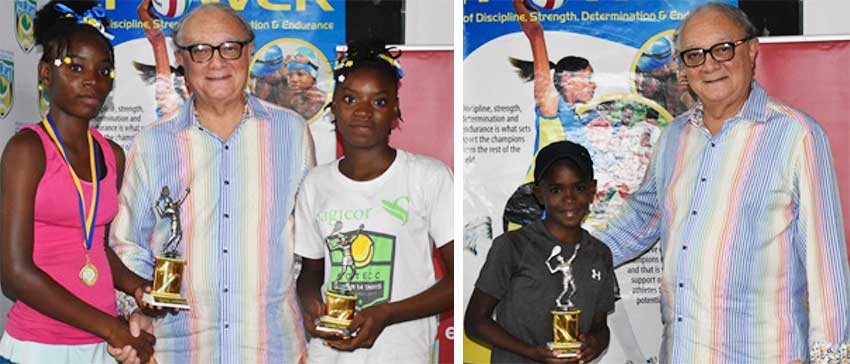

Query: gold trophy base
548,309,581,358
146,256,190,310
317,289,357,336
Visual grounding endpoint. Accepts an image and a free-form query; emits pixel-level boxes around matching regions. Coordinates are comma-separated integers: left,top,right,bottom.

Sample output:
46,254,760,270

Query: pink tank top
5,124,119,344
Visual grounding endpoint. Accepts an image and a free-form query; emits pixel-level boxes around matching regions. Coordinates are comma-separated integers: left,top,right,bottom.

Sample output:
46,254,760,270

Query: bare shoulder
2,129,45,170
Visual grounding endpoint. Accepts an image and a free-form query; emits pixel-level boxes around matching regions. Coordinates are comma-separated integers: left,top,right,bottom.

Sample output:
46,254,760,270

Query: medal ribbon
42,115,100,253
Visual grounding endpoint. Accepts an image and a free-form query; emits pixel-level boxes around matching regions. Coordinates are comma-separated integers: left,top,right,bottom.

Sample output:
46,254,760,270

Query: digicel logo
105,0,334,11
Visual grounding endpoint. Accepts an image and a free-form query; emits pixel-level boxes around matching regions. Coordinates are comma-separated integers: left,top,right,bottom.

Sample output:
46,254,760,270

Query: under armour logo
591,269,601,281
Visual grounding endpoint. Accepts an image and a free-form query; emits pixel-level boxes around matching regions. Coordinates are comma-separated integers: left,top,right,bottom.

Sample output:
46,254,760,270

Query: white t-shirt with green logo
294,149,453,364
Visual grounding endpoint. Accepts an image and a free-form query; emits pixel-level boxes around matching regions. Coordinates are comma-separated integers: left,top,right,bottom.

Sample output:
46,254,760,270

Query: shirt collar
688,80,769,128
174,93,271,130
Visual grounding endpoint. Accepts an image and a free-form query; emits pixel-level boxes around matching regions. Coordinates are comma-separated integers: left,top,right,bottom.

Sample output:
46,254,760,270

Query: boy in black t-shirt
465,141,619,364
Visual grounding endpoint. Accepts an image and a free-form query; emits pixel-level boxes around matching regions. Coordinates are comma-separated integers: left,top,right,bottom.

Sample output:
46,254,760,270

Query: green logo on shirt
382,196,410,225
328,230,396,310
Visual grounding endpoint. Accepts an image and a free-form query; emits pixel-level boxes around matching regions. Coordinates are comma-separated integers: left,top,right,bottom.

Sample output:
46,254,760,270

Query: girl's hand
327,304,393,351
104,319,156,364
301,296,345,341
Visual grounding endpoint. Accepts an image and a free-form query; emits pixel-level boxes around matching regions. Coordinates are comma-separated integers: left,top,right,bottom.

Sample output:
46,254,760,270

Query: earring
109,70,116,79
37,84,43,91
53,59,61,67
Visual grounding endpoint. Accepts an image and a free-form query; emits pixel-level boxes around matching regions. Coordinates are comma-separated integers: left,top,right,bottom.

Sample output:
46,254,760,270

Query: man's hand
327,304,393,351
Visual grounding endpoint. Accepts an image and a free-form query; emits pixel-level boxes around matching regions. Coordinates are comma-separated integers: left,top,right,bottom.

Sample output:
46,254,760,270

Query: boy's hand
327,304,393,351
575,333,604,363
525,345,576,364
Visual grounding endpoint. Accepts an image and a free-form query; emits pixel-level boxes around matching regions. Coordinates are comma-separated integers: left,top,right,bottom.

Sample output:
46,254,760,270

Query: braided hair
331,40,404,121
333,40,403,91
34,0,114,66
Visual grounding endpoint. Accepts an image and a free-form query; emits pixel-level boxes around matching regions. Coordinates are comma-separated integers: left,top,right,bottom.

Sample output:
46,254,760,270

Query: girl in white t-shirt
294,41,454,364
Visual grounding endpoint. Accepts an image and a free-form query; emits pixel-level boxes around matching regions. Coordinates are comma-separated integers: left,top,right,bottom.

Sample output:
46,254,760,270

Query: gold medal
43,117,102,289
80,262,98,286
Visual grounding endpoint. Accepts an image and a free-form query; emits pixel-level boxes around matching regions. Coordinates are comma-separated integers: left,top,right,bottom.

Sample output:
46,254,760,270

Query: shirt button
225,323,230,329
677,317,683,322
701,177,706,182
691,210,697,215
197,127,203,131
224,180,230,185
225,145,230,150
223,248,229,253
679,283,684,288
711,143,716,147
224,287,229,293
682,245,688,250
224,213,230,218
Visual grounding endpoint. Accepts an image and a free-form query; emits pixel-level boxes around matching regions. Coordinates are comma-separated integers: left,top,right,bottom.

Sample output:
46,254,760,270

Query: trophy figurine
546,244,582,358
143,186,191,310
316,221,364,335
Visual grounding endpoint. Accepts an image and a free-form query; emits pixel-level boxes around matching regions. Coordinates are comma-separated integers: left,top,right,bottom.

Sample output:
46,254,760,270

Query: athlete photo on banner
463,1,734,363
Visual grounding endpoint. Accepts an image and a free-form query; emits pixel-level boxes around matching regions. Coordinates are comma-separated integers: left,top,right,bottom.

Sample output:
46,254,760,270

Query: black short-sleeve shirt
475,220,619,364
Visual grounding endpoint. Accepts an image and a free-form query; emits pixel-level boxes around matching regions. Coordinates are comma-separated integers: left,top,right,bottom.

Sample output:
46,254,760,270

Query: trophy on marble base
143,186,191,310
316,221,364,336
546,244,582,358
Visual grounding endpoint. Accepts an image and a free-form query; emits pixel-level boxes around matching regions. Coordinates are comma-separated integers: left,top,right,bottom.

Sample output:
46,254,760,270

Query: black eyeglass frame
678,36,755,68
175,39,253,64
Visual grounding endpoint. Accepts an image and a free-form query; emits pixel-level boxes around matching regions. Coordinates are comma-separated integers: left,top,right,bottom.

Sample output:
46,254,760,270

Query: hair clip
53,56,72,67
54,3,115,40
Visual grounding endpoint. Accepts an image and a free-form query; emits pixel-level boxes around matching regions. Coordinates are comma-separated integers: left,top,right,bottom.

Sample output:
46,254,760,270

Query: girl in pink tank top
0,1,155,363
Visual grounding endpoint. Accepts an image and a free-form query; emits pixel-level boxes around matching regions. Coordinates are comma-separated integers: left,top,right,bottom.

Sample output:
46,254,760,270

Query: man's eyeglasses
176,40,251,64
678,36,754,68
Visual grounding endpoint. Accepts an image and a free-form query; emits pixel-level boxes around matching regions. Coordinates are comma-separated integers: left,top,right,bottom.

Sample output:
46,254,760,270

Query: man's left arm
794,124,850,361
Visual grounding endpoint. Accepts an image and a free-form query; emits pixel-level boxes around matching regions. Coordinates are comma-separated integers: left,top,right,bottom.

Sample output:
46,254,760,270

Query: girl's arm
328,241,454,351
0,132,155,361
104,141,151,302
465,288,573,364
514,0,560,117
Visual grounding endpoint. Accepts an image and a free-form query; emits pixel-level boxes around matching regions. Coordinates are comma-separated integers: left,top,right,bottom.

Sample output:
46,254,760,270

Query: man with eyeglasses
597,2,850,363
110,3,315,363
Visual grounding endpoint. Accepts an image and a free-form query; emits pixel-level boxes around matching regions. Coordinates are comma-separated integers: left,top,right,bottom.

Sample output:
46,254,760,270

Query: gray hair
674,2,757,50
171,3,255,47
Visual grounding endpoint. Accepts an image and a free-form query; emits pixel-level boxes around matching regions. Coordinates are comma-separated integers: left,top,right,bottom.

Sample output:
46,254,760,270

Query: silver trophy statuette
155,186,190,258
325,221,364,294
546,244,580,310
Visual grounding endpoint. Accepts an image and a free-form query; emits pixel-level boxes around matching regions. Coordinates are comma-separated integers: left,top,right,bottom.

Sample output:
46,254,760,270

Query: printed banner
61,0,347,163
462,1,733,363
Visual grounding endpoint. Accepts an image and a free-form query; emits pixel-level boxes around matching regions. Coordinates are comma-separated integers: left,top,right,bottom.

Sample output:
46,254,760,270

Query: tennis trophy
316,221,364,335
143,186,191,310
546,244,582,358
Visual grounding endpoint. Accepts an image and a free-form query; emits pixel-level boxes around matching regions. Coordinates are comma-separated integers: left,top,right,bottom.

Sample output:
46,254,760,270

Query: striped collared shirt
598,82,850,363
110,95,315,364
